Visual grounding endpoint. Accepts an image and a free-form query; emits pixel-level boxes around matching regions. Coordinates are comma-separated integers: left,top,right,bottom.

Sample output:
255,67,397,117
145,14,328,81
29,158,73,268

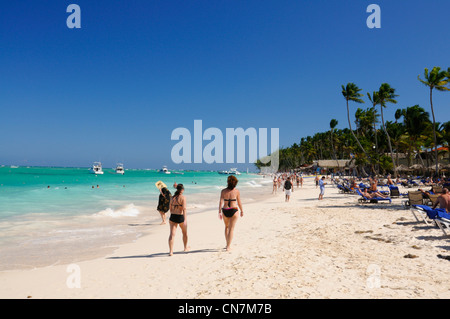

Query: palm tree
442,121,450,164
377,83,399,177
418,67,450,175
367,91,381,173
397,105,431,171
341,83,369,160
385,120,405,168
329,119,339,168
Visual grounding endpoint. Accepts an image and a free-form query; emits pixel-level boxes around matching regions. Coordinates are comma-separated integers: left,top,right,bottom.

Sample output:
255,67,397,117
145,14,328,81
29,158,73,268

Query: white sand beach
1,177,449,299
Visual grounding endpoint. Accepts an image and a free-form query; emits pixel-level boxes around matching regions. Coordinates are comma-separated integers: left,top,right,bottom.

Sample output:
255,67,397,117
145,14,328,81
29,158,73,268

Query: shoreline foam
0,175,270,271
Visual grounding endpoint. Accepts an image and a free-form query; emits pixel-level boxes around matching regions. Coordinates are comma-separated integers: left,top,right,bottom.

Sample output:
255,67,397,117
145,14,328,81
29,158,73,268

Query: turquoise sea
0,166,270,270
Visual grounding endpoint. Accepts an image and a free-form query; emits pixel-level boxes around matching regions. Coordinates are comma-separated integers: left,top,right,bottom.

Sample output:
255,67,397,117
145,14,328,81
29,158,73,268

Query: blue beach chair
411,205,450,236
356,189,392,204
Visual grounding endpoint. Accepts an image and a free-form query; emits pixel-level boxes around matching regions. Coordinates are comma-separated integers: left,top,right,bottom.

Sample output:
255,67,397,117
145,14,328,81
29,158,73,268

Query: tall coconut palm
329,119,339,168
367,92,380,147
341,83,369,160
367,92,381,174
377,83,399,177
418,67,450,175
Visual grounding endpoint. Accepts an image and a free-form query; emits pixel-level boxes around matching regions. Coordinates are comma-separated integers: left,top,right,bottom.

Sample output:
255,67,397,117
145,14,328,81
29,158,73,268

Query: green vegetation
256,66,450,175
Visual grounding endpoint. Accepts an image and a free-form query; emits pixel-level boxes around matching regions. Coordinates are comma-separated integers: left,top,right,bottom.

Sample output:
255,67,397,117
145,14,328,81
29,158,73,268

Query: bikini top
171,196,183,209
224,198,237,208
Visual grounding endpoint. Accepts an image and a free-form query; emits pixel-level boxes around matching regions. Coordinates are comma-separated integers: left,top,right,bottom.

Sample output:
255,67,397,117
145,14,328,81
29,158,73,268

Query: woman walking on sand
168,184,189,256
157,186,172,225
219,175,244,251
272,176,278,194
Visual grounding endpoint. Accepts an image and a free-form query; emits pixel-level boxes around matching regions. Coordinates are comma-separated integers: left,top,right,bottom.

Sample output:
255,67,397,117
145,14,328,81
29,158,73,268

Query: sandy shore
1,177,450,299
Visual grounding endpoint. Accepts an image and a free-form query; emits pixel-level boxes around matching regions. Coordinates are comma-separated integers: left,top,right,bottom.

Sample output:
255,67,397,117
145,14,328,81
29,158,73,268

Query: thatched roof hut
397,164,411,172
315,159,355,169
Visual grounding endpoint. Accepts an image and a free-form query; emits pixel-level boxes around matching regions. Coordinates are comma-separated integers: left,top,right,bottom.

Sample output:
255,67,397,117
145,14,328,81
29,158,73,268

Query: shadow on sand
107,248,222,260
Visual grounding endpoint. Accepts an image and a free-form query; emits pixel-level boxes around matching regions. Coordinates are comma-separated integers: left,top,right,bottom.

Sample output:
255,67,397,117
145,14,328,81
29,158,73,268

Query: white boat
115,163,125,175
159,166,171,174
89,162,104,174
218,168,241,175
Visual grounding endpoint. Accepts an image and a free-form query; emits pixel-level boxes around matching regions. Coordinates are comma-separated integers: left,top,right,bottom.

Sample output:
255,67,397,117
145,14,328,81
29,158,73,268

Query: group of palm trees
256,67,450,176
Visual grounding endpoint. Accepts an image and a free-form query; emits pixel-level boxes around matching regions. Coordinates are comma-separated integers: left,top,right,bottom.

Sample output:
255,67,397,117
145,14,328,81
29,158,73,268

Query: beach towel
412,205,447,220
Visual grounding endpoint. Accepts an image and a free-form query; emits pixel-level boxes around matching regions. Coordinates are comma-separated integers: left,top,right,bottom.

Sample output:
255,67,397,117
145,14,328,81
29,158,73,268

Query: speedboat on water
159,166,171,174
115,163,125,175
89,162,104,174
218,168,241,175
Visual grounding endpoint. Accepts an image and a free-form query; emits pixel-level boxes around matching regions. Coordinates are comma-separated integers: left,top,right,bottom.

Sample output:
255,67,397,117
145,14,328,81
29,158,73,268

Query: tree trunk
374,119,379,174
347,100,369,160
381,106,398,178
430,88,439,176
330,130,340,169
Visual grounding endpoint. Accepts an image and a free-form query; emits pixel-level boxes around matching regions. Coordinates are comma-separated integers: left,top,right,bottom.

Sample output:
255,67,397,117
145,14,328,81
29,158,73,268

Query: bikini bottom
222,208,238,218
169,214,185,224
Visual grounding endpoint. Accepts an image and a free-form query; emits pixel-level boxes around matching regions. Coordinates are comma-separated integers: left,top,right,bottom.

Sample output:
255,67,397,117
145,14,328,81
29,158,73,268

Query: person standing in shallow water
219,176,244,252
168,184,189,256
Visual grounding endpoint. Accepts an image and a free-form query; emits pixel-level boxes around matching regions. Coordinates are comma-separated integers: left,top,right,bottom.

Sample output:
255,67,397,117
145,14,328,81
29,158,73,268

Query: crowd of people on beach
272,172,328,201
334,173,450,211
272,170,450,212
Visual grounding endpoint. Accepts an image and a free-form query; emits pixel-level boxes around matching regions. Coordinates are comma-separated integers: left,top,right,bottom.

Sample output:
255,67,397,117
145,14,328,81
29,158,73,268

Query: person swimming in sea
218,175,244,252
168,184,189,256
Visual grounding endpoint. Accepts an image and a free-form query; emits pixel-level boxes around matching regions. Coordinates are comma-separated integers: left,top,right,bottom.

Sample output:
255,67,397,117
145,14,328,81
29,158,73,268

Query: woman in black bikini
168,184,189,256
219,175,244,251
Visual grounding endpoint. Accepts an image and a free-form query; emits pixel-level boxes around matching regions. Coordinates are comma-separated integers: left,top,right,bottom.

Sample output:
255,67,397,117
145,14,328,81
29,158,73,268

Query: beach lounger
389,186,400,198
425,194,440,207
408,180,419,187
435,215,450,237
402,191,423,209
356,189,392,204
411,205,450,236
410,205,438,225
432,186,443,194
337,184,352,194
377,189,390,195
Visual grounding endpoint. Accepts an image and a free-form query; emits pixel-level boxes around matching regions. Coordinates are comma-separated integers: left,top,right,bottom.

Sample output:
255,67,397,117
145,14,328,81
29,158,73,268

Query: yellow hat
155,181,167,190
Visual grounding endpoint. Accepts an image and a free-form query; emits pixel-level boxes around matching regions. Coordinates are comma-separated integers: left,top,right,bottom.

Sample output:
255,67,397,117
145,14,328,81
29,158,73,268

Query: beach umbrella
428,163,443,170
397,164,411,172
409,164,424,170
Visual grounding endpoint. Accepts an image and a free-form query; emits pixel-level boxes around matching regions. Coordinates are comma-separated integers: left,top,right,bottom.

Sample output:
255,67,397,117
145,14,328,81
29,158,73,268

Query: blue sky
0,0,449,170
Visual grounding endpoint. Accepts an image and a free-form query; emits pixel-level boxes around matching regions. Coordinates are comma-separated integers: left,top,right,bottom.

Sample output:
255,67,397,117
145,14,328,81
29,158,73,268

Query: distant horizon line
0,164,260,172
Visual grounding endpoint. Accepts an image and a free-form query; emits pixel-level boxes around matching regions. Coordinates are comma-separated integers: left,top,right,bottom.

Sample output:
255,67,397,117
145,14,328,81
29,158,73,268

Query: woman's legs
159,211,166,224
223,213,239,251
179,221,189,252
168,221,177,256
